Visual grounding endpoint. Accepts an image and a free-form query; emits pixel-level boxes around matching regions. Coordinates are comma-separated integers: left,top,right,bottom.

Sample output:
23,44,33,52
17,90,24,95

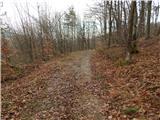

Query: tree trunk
103,1,107,44
138,1,145,37
146,1,152,39
125,1,136,62
108,1,112,48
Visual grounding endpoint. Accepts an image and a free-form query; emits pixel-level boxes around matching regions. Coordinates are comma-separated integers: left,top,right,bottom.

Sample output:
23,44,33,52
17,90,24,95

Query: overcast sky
2,0,95,25
2,0,160,26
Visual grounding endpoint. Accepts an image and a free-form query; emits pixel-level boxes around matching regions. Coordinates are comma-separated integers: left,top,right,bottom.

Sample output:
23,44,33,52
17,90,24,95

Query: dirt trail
2,50,107,120
73,51,106,120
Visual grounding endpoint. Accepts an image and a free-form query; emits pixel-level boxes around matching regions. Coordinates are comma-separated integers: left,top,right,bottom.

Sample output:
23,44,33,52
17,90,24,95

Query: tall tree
126,1,136,62
103,1,107,44
138,1,145,37
64,7,77,51
146,1,152,39
108,1,112,47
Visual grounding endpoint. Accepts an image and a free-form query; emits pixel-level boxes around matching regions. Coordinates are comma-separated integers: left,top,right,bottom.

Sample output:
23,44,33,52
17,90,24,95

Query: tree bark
138,1,145,37
146,1,152,39
108,1,112,48
125,1,136,62
103,1,107,44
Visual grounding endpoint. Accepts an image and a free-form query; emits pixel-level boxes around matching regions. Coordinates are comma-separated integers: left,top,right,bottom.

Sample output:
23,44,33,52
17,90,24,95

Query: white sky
2,0,94,25
1,0,160,26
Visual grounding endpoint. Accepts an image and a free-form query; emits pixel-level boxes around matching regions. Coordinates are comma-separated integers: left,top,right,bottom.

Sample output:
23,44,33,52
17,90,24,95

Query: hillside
91,37,160,119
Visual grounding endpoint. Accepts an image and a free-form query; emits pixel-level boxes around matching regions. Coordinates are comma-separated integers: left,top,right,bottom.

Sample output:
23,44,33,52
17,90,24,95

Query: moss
12,66,23,75
123,106,139,115
131,41,139,54
95,74,105,80
115,59,131,66
2,101,12,109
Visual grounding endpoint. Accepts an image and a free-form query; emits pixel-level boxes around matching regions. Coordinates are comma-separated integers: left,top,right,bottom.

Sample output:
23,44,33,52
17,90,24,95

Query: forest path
66,50,106,120
2,50,106,120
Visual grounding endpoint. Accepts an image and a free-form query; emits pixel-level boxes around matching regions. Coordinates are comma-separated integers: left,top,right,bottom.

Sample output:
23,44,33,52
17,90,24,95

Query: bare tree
126,1,137,62
146,1,152,39
108,1,112,48
138,1,145,37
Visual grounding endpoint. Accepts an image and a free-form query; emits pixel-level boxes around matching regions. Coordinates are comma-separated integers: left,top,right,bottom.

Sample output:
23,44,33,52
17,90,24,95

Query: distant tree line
1,5,96,64
1,1,160,64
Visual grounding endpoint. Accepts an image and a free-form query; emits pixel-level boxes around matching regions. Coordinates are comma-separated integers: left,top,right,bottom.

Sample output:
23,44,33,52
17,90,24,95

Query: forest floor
91,37,160,120
2,50,107,120
2,37,160,120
